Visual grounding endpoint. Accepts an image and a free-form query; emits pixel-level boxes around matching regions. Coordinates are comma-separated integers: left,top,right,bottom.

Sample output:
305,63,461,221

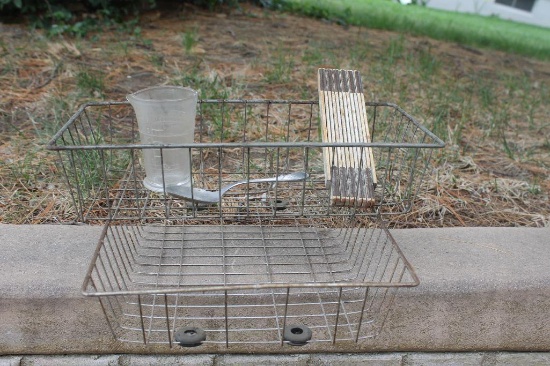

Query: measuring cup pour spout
127,86,198,193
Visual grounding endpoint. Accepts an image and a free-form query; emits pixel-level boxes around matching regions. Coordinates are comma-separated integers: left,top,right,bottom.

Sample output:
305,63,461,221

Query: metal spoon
164,172,308,203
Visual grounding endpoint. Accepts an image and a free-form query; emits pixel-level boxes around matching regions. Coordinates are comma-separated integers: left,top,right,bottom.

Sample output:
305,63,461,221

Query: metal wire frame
82,214,418,347
47,100,444,223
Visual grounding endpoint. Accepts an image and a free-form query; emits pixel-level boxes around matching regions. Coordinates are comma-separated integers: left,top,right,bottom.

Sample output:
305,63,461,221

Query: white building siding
426,0,550,28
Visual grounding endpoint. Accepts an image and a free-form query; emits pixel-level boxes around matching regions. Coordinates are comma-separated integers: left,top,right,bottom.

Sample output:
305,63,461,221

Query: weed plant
76,70,105,97
265,46,295,84
182,29,199,54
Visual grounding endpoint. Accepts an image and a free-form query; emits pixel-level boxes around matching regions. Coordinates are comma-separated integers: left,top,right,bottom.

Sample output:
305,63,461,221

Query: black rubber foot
283,324,312,346
270,199,289,210
175,326,206,347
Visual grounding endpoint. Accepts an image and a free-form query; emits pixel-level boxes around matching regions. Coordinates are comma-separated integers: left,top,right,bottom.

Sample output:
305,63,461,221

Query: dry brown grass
1,4,549,226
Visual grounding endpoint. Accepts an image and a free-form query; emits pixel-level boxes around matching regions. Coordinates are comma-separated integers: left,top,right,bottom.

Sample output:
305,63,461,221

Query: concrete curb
2,353,550,365
1,224,549,354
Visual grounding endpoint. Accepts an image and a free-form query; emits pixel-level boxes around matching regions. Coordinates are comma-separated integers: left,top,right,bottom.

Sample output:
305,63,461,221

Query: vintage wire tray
47,100,444,223
48,99,443,349
82,215,419,348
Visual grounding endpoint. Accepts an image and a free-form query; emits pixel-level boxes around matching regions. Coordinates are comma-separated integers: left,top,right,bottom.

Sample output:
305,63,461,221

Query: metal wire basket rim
46,99,445,150
81,216,420,298
48,141,445,151
82,279,420,297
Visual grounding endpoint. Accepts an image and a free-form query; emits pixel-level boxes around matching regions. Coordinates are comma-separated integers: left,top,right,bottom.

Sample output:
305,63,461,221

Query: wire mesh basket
47,99,443,349
47,100,444,223
83,216,418,348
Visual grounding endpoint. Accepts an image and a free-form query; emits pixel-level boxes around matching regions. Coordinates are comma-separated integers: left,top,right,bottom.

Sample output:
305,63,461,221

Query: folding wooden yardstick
318,68,377,208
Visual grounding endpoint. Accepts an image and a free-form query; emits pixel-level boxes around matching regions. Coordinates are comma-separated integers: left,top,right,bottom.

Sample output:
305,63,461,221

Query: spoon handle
221,173,308,194
249,174,304,184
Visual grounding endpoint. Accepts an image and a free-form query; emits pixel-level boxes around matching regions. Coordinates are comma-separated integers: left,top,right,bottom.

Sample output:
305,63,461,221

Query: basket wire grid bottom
84,216,418,348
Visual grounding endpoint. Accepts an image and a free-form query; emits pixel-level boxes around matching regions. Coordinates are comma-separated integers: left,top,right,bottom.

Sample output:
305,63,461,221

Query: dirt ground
0,3,549,226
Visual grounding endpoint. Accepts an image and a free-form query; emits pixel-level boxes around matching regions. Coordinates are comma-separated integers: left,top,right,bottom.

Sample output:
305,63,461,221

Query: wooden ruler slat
318,68,376,208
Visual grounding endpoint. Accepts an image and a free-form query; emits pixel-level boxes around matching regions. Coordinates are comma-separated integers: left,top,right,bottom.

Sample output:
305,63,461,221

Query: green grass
265,46,295,84
342,26,550,163
182,28,199,54
281,0,550,60
76,69,105,97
